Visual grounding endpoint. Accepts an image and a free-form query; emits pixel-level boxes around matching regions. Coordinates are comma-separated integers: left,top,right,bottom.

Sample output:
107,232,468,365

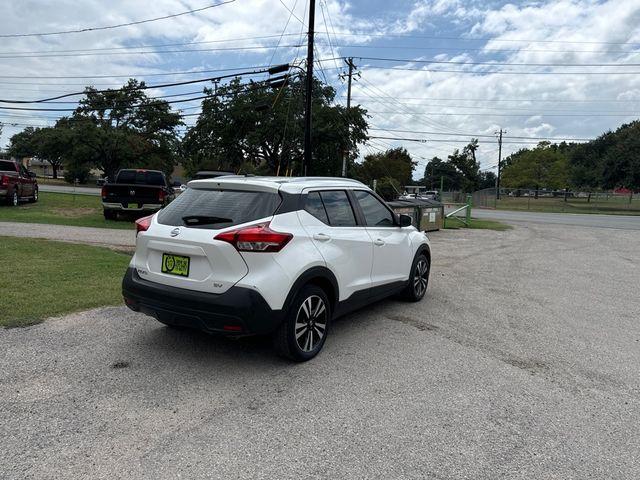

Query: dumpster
387,198,444,232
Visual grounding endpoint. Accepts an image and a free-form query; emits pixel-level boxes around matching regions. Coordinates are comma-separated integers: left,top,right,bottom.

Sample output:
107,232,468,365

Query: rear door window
157,188,281,230
304,191,329,224
318,191,357,227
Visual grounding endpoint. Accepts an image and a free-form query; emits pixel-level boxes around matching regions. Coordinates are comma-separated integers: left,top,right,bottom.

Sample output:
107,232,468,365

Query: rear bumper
121,267,285,335
103,202,162,212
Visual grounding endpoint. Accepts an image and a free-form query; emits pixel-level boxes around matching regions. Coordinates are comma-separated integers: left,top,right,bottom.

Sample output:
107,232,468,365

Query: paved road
39,184,101,196
2,223,640,479
473,208,640,230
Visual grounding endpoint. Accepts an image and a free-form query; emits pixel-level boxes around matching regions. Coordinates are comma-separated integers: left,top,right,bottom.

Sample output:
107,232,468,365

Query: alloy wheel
294,295,328,352
413,258,429,298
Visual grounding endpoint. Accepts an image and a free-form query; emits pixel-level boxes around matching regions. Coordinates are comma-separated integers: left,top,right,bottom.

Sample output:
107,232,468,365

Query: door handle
313,233,331,242
374,238,385,246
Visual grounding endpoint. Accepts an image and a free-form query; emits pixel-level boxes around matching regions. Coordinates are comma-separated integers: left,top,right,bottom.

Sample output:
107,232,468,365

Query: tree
352,147,416,194
447,139,481,192
182,76,368,176
62,79,183,180
422,156,465,191
8,127,38,160
478,170,497,190
501,142,569,194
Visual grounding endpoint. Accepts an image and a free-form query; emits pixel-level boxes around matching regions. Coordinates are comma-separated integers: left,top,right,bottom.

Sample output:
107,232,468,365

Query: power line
0,33,303,55
0,65,270,80
366,110,640,117
0,66,275,104
368,127,594,142
0,43,303,59
4,38,635,58
358,65,640,75
346,95,639,104
326,32,640,46
353,56,640,68
0,1,237,38
268,0,300,68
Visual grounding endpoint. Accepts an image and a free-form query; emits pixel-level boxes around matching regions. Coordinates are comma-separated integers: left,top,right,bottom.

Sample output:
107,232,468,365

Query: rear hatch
132,184,283,294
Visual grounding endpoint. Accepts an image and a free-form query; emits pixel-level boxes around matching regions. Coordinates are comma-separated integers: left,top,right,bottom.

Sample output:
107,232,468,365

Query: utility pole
495,128,505,199
303,0,316,176
341,57,355,177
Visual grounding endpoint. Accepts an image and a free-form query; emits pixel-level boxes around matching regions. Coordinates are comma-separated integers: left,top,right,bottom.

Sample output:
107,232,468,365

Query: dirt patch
51,207,97,218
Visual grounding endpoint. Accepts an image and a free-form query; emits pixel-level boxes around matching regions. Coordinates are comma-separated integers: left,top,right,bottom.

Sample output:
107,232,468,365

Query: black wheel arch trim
283,266,339,316
415,243,431,264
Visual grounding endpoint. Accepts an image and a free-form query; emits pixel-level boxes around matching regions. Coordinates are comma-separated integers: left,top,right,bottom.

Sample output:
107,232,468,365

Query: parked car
122,176,431,361
0,159,38,206
101,169,175,220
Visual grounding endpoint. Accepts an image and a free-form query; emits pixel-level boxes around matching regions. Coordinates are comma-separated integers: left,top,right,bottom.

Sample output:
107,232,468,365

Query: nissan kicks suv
122,176,431,361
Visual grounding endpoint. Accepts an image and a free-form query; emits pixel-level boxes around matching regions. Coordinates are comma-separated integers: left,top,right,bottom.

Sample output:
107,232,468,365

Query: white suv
122,176,431,361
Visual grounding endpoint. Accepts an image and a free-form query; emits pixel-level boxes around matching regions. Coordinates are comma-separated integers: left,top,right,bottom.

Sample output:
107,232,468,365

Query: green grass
445,217,512,231
0,192,133,229
0,237,131,327
493,196,640,215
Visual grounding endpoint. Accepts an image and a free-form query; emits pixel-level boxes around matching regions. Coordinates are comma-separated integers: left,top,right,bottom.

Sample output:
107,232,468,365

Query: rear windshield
116,170,165,186
156,188,282,229
0,160,16,172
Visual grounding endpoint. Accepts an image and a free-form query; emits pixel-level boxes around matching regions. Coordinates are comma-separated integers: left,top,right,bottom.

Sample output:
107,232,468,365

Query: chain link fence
472,188,639,214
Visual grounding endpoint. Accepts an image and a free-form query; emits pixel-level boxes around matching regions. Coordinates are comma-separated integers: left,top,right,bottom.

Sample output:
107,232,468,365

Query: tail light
135,215,153,236
214,222,292,253
101,186,107,200
159,190,166,202
1,175,9,187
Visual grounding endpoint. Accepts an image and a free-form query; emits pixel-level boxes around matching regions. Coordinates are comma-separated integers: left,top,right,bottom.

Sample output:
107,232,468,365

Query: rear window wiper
182,215,232,226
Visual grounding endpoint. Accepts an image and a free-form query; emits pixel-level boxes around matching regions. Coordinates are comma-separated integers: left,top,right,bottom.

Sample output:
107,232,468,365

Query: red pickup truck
0,159,38,206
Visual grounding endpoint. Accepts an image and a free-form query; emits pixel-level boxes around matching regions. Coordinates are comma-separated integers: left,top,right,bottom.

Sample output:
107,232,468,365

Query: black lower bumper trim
122,268,284,335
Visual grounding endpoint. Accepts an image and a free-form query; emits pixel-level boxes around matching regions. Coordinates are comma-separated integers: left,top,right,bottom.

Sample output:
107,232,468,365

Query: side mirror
28,170,37,178
399,214,412,227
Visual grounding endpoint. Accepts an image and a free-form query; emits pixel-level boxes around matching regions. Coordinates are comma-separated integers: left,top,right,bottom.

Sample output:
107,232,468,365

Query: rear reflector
135,215,153,236
223,325,243,332
214,222,292,253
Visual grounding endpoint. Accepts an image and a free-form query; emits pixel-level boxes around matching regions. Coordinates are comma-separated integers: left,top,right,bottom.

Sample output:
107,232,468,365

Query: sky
1,0,639,179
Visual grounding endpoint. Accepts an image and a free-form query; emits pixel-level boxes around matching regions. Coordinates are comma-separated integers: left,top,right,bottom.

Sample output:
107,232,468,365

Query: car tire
7,189,18,206
401,252,430,302
104,210,117,220
273,285,331,362
29,186,38,203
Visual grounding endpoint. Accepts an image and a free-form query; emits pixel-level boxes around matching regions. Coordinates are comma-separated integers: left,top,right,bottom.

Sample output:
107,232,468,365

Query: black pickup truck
101,169,175,220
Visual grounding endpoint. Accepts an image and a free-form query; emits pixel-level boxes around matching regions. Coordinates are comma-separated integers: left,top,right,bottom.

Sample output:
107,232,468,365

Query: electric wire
0,1,237,38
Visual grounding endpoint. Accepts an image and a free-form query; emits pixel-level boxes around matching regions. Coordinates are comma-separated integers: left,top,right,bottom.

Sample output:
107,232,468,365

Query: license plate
161,253,190,277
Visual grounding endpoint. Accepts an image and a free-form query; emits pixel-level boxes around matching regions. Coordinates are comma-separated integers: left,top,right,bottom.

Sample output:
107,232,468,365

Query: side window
20,165,29,176
319,191,357,227
354,190,395,227
304,191,329,224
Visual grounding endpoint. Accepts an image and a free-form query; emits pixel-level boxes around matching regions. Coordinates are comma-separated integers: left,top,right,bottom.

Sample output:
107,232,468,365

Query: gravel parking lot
1,223,639,479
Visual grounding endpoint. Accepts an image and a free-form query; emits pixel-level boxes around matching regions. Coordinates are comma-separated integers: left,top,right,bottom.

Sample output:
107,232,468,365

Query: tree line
501,121,640,192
